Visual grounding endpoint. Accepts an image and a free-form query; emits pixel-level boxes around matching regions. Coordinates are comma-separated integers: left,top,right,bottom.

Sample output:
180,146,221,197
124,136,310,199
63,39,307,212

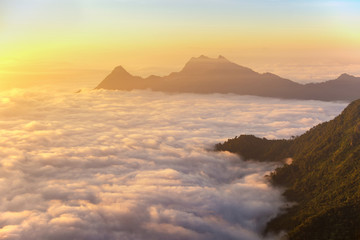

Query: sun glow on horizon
0,2,359,238
1,0,360,90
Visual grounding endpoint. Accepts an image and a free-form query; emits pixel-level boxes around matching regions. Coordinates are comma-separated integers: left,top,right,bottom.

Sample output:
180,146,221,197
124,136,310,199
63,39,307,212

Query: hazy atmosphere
1,0,360,90
1,0,359,239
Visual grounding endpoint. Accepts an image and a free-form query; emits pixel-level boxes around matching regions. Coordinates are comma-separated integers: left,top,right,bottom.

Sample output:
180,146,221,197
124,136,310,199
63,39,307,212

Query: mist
0,88,346,240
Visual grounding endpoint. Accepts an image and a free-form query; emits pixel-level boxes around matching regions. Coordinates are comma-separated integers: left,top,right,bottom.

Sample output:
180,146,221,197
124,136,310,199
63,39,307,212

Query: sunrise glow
1,0,360,90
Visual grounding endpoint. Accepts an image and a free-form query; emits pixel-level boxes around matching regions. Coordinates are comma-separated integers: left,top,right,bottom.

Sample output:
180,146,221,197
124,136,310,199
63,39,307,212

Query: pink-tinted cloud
0,88,346,240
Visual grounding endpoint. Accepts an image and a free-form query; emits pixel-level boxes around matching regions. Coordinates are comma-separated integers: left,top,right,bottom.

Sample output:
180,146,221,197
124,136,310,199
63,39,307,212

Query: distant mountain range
95,55,360,101
215,99,360,239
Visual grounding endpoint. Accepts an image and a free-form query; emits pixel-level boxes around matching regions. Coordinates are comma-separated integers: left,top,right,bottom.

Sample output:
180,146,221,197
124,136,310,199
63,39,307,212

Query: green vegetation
215,99,360,239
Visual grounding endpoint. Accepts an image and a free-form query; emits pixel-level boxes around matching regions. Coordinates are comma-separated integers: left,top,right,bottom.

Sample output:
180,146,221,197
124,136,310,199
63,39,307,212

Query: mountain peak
187,55,211,62
95,65,142,89
112,65,131,76
198,55,210,59
337,73,356,80
189,55,229,62
185,55,233,66
181,55,240,74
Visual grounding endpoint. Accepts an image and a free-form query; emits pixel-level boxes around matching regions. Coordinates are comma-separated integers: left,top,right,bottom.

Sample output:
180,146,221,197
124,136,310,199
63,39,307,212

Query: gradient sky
1,0,360,89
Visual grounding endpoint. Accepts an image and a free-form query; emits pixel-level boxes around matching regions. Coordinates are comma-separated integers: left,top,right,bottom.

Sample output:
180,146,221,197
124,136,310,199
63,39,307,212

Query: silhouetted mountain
96,66,146,90
302,73,360,101
95,56,360,101
215,99,360,239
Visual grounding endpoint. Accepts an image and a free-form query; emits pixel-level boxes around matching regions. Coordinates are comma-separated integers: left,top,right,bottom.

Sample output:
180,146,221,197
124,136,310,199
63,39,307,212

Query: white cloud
0,88,347,240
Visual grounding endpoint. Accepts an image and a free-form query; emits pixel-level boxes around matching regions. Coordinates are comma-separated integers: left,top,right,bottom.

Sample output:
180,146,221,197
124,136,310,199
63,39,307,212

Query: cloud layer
0,89,347,240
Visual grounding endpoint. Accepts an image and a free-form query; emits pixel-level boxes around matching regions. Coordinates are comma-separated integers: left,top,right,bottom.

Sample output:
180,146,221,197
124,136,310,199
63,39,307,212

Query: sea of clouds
0,88,347,240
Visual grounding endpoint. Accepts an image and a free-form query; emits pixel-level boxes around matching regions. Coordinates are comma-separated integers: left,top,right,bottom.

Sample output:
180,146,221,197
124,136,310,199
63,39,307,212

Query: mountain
96,66,146,90
96,55,300,97
95,56,360,101
215,99,360,239
301,73,360,101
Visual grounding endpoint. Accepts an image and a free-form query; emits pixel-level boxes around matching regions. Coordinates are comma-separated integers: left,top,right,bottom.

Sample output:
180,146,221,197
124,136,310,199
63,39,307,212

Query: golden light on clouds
0,88,347,239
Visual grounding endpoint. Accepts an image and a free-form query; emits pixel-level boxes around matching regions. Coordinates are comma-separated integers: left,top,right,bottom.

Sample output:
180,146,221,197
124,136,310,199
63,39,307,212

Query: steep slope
95,55,360,101
95,66,147,90
215,99,360,239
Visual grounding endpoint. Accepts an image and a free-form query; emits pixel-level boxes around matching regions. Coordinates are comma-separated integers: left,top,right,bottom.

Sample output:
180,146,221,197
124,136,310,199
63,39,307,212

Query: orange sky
1,0,360,90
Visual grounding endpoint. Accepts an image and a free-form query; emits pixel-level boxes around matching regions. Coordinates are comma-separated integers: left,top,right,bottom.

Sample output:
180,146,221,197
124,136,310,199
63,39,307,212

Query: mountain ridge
215,99,360,239
95,56,360,101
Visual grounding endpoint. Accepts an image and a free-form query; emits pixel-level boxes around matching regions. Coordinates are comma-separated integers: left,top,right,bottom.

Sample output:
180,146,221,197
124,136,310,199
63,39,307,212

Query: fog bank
0,89,346,240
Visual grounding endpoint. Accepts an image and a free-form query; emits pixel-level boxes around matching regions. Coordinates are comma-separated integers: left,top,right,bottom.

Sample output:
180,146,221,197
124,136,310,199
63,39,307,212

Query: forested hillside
215,99,360,239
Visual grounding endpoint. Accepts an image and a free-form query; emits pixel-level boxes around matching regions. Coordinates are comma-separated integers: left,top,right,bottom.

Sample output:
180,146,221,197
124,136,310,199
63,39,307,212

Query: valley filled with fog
0,88,346,240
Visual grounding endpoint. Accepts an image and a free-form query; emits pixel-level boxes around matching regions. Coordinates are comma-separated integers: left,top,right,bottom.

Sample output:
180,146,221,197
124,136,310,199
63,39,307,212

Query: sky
1,0,360,89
